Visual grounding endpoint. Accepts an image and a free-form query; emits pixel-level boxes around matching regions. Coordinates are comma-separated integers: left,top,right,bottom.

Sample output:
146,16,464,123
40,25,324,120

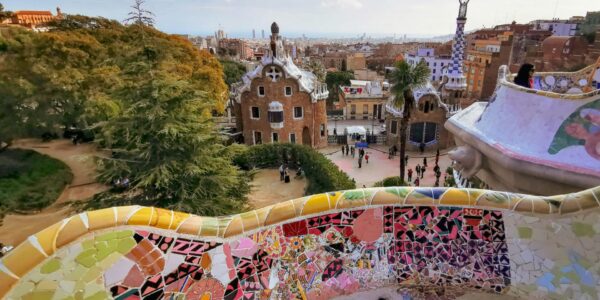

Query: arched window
429,102,435,112
409,122,438,144
424,101,430,113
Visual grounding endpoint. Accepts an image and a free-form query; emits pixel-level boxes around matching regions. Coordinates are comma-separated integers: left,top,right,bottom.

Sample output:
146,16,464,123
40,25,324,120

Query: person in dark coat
421,166,426,179
416,164,421,178
358,156,362,168
423,157,427,167
514,63,535,89
408,168,413,182
345,144,350,156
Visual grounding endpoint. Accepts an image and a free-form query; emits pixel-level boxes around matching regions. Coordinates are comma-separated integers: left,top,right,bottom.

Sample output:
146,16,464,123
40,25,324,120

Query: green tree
325,71,354,106
0,3,12,22
389,60,430,182
219,59,247,86
93,70,249,215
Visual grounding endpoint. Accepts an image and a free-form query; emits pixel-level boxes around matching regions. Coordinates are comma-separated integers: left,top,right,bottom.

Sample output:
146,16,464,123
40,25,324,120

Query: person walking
414,177,420,187
358,156,363,168
405,155,409,166
341,145,345,156
284,166,290,183
388,148,393,159
365,153,370,164
423,157,427,167
279,164,285,181
351,147,355,158
433,164,440,174
407,168,413,182
421,165,426,179
345,144,350,156
416,164,421,179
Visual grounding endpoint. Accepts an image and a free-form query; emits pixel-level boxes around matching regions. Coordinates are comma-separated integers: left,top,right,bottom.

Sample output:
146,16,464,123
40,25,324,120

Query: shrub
0,149,73,220
373,176,406,187
234,143,355,195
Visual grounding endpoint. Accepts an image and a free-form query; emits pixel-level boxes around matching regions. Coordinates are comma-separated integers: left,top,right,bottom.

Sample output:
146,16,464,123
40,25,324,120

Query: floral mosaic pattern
548,99,600,160
5,206,510,299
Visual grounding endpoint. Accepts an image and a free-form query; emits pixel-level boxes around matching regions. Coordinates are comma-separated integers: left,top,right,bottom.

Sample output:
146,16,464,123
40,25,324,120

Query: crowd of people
406,149,445,187
341,144,369,168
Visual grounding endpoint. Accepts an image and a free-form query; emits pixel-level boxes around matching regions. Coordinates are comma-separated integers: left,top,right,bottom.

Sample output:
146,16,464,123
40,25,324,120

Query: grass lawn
0,149,73,219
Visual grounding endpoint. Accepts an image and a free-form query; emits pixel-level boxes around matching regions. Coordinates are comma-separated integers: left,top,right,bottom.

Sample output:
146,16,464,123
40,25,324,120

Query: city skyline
3,0,599,38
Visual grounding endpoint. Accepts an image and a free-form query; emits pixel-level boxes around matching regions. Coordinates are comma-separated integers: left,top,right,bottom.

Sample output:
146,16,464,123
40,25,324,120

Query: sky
3,0,599,38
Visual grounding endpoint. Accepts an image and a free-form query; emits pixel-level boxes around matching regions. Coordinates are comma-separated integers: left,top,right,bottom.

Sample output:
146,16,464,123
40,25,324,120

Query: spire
445,0,470,90
269,22,285,59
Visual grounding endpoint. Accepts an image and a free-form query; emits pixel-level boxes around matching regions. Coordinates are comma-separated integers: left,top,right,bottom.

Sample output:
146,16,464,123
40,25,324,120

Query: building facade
464,34,513,100
338,80,388,121
233,23,329,148
530,19,581,36
405,48,452,83
2,7,62,30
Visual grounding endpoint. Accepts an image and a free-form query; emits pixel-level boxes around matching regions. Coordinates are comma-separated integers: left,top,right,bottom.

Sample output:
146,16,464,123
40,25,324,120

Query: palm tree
389,60,430,183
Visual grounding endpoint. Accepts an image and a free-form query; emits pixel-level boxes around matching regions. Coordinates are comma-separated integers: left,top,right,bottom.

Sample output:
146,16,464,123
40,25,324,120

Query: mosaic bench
1,186,599,299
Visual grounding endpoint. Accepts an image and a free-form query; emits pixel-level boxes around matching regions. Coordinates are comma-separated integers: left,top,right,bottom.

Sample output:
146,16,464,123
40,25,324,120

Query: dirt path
0,139,107,246
247,169,308,209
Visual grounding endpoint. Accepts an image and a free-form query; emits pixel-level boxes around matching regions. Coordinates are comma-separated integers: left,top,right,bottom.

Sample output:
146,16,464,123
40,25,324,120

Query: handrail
1,185,599,296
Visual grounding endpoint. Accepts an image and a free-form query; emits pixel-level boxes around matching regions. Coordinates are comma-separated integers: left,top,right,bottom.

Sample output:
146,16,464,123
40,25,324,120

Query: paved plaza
320,145,453,188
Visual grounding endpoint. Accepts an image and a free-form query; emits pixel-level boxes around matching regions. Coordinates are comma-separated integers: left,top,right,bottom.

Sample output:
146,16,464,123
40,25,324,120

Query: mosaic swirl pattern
0,186,599,299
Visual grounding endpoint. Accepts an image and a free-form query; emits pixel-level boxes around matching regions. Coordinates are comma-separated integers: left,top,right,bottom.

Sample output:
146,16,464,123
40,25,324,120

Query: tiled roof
14,11,53,16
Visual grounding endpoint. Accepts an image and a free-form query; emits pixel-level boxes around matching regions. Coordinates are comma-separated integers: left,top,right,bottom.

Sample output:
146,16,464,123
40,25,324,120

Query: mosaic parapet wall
0,187,599,299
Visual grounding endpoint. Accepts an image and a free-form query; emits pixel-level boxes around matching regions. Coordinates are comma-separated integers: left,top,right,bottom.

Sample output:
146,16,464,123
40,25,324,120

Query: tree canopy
0,3,12,22
0,14,248,215
325,71,354,105
219,59,247,86
389,60,430,182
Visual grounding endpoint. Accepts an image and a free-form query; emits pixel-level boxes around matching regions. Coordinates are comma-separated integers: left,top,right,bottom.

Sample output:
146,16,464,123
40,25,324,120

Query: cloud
321,0,363,9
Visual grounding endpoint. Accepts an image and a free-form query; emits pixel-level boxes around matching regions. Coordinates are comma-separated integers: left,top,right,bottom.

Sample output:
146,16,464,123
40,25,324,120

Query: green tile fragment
95,231,118,242
81,239,95,250
117,230,134,238
75,249,97,268
84,291,110,300
117,238,137,254
571,222,595,237
22,290,55,300
517,226,533,239
40,258,61,274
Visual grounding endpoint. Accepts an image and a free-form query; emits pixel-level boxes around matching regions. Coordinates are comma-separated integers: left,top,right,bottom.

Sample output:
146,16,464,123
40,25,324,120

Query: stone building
233,22,329,148
2,7,62,30
464,34,513,100
337,80,388,121
542,36,589,70
386,84,455,151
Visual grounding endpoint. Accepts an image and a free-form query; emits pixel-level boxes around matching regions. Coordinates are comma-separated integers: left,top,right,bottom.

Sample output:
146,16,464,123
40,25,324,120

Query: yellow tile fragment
55,215,88,249
1,241,46,278
176,216,203,235
127,207,156,226
87,208,116,231
302,194,330,216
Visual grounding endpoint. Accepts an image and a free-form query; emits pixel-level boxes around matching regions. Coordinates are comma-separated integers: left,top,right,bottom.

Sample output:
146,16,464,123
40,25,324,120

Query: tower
252,29,256,39
442,0,470,108
269,22,284,58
